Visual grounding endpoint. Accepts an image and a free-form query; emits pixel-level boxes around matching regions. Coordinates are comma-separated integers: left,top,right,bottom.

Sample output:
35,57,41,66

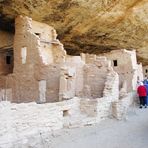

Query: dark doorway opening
113,60,118,67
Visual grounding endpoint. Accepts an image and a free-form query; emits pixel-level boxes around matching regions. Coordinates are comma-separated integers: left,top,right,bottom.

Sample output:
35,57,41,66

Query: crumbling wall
83,56,111,98
102,49,140,92
1,16,115,103
45,64,62,102
0,70,119,145
59,55,84,100
59,66,76,100
112,92,136,120
6,16,66,103
8,16,40,102
59,54,113,101
136,63,144,82
79,68,119,125
0,69,121,146
0,16,136,106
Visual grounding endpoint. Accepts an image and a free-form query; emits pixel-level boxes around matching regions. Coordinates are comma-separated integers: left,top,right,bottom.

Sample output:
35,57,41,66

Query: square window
63,110,69,117
113,60,118,67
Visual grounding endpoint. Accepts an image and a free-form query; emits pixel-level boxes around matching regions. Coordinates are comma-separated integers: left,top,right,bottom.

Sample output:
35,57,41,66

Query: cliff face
0,0,148,64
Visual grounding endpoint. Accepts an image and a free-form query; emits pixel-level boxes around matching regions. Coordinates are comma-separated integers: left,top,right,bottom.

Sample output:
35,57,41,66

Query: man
137,82,147,108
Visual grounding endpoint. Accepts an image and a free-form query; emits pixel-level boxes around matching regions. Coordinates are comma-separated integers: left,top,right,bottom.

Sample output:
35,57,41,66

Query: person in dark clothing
143,77,148,84
137,82,147,108
144,81,148,106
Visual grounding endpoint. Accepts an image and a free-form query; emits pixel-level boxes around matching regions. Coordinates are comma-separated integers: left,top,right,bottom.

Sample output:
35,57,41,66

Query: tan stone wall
83,56,111,98
2,16,110,103
45,64,61,102
137,63,143,81
112,92,136,120
64,56,85,98
102,49,139,92
143,65,148,79
0,67,124,146
83,64,106,98
0,16,120,104
59,55,112,100
6,16,66,103
0,69,119,133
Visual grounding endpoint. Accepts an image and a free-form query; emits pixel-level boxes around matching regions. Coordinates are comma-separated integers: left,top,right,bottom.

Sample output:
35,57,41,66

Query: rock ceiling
0,0,148,65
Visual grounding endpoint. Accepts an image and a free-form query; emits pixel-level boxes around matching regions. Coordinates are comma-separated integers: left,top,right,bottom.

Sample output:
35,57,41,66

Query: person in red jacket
137,82,147,108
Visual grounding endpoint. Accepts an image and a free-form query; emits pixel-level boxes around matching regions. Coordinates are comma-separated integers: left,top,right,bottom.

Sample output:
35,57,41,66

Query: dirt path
49,107,148,148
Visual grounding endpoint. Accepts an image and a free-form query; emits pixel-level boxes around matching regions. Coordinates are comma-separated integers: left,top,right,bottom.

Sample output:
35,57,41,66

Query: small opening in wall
0,50,14,75
35,33,41,37
6,55,11,64
113,60,118,67
146,69,148,73
63,110,69,117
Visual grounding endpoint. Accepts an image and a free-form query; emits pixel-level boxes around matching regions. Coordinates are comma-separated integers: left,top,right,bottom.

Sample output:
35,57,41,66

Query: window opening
113,60,118,67
63,110,69,117
6,51,13,65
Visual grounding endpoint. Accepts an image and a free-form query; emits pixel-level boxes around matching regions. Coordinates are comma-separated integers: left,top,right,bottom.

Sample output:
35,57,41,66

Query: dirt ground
49,106,148,148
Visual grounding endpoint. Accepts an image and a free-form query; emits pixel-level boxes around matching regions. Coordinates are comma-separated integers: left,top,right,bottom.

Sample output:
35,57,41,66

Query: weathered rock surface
0,0,148,64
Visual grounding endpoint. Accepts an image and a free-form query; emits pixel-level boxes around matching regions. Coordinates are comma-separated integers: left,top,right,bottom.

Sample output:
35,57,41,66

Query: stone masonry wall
102,49,140,92
8,16,40,102
112,92,136,120
83,56,111,99
137,63,143,81
143,65,148,78
59,55,113,101
59,55,85,101
0,16,119,103
6,16,66,103
0,68,119,145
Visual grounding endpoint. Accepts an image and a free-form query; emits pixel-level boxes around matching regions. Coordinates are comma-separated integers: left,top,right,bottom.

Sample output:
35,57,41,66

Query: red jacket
137,85,147,97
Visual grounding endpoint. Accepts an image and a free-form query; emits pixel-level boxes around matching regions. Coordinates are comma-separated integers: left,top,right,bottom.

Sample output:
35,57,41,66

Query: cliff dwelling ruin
0,15,144,103
0,0,148,147
0,15,146,147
